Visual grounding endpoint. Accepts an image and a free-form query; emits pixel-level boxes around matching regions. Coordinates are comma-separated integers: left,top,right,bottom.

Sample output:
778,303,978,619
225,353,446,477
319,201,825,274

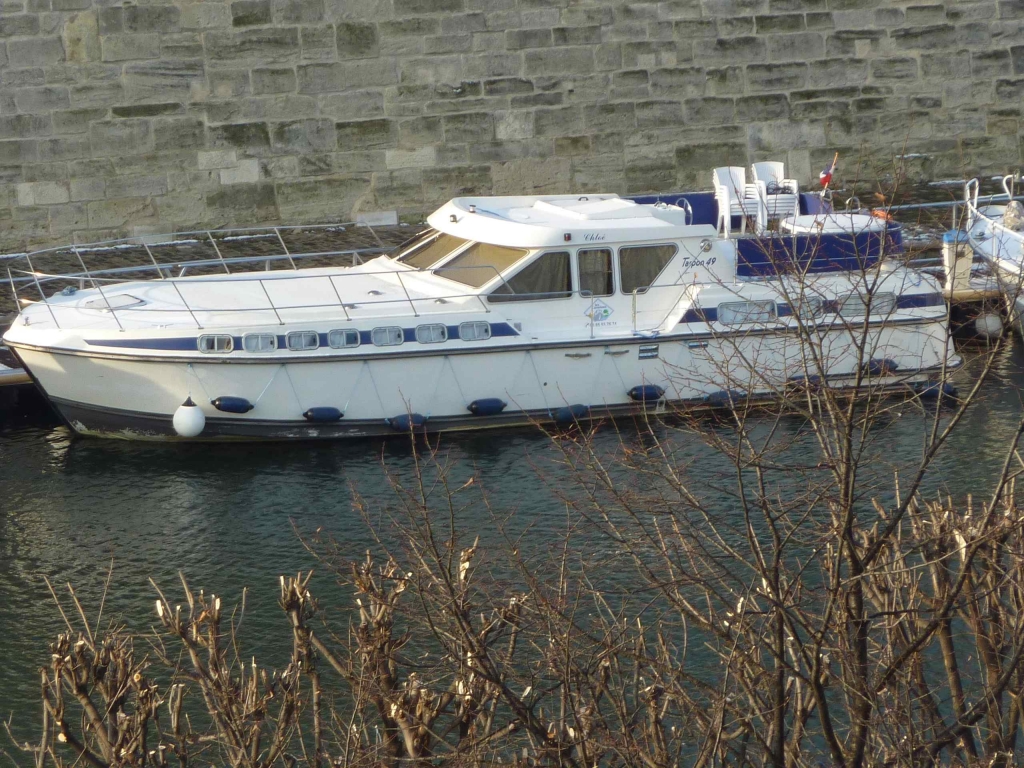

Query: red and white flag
820,153,838,187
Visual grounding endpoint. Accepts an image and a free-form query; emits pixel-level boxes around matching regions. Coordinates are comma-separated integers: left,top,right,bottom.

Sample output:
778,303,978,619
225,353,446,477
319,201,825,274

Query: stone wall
1,0,1022,249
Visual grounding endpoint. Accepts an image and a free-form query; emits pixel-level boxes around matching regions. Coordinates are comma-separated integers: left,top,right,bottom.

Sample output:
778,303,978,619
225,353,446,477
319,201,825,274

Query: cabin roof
427,195,715,248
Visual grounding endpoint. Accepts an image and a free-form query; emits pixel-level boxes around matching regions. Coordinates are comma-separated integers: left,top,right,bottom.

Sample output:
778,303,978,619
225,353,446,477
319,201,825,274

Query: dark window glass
619,244,677,294
488,251,572,302
397,230,470,269
436,242,529,287
578,248,613,297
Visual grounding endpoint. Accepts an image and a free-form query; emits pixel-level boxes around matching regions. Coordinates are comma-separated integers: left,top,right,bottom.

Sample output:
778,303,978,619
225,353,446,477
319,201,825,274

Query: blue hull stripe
85,322,519,352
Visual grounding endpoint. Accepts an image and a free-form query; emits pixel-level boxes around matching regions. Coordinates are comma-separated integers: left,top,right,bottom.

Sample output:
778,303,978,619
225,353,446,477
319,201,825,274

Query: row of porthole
197,321,493,354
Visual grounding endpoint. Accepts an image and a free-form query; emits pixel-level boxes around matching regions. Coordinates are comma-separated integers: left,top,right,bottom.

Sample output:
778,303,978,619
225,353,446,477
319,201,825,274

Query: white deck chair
713,166,766,235
751,161,800,221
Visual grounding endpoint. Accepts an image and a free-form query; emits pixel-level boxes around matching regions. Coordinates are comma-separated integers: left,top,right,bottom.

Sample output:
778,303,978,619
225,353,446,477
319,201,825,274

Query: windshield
393,230,469,269
434,242,530,288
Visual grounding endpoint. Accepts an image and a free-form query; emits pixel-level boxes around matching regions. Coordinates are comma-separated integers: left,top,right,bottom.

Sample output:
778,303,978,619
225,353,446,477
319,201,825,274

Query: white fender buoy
172,396,206,437
974,312,1003,339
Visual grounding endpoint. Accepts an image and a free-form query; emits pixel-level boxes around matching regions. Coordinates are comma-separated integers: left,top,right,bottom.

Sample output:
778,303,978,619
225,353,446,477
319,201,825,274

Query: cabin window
839,292,897,318
578,248,614,297
372,326,404,346
435,242,530,287
619,244,677,294
459,321,491,341
717,300,778,325
488,251,572,302
287,331,319,351
396,230,470,269
792,296,824,320
328,329,360,349
243,333,277,353
415,324,448,343
198,334,234,353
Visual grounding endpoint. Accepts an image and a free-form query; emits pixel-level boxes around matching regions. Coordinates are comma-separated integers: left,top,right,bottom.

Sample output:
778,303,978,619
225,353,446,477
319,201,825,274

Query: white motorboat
964,175,1024,335
3,186,958,441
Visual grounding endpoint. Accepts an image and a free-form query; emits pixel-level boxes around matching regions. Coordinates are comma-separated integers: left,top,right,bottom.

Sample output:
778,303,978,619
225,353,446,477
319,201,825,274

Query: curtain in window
489,252,571,301
579,248,613,296
437,243,529,287
619,244,676,293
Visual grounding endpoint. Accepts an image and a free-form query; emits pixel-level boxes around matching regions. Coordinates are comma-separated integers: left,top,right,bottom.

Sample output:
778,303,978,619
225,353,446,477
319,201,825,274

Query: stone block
337,118,397,149
768,32,824,61
273,0,324,23
154,117,203,149
0,14,39,37
9,37,63,66
97,6,122,33
1013,45,1024,74
300,25,336,60
683,97,736,125
124,59,205,101
17,180,69,205
394,0,462,13
125,5,181,33
484,77,533,95
206,182,277,213
694,36,768,63
90,119,152,156
162,32,204,58
271,118,336,152
746,62,807,92
252,67,296,94
53,0,91,10
220,158,260,184
208,69,250,97
385,146,436,168
231,0,271,26
441,12,485,33
206,28,299,62
319,89,384,118
718,17,756,36
105,174,168,198
2,68,43,88
442,112,492,142
506,28,552,49
494,111,533,140
298,60,397,92
101,34,161,61
755,13,804,32
533,105,582,137
460,51,521,78
921,50,970,78
70,177,104,201
111,102,183,117
512,92,562,107
635,100,683,128
208,122,270,151
491,157,569,195
871,57,918,79
38,134,91,161
805,57,869,87
524,47,594,76
552,25,601,45
336,22,377,58
736,93,790,121
650,67,706,97
905,3,945,24
583,102,636,132
198,149,237,169
14,86,70,111
181,3,232,29
890,24,957,50
277,175,369,217
0,114,51,139
423,34,471,53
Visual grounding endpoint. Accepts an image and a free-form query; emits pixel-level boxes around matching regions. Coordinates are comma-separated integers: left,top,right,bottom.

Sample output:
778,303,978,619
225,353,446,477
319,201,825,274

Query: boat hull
10,322,955,441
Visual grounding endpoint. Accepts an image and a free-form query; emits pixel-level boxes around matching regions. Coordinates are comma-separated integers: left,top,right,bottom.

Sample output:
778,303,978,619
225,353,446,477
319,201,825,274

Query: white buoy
172,396,206,437
974,312,1004,339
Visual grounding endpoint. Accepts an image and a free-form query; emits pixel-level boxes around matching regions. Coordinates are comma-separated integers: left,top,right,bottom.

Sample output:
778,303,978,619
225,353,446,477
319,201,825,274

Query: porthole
459,321,491,341
287,331,320,351
198,334,234,353
243,333,277,353
328,328,360,349
415,324,448,343
371,326,404,346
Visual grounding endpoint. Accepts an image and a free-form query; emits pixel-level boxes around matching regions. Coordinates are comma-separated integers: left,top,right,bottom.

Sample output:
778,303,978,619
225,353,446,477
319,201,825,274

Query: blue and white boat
964,175,1024,335
3,180,958,441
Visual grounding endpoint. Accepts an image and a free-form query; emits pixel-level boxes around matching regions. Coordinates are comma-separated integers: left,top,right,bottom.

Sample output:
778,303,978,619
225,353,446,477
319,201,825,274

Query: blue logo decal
585,299,613,322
